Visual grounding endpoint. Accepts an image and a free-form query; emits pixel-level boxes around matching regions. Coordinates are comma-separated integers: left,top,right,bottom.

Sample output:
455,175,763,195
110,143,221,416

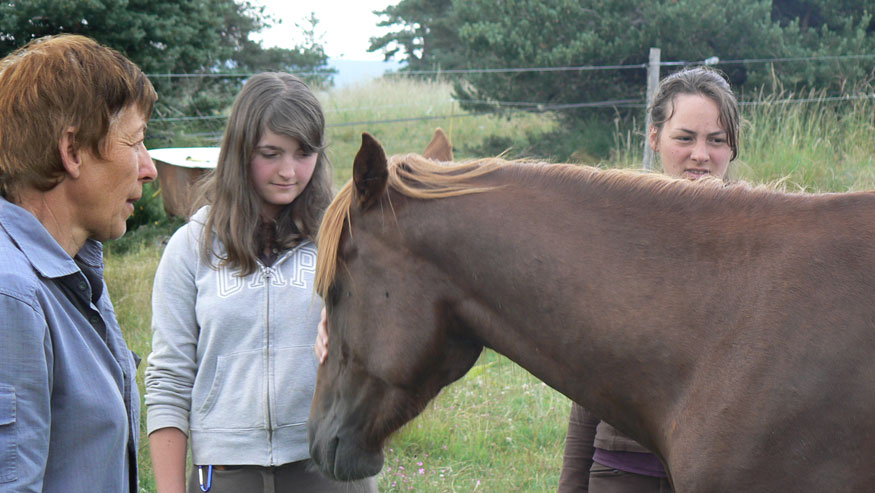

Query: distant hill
329,58,404,87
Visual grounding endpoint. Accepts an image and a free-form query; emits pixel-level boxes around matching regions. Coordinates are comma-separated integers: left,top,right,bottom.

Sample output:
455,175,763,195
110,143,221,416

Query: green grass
103,244,163,493
736,90,875,192
107,76,874,492
378,352,569,491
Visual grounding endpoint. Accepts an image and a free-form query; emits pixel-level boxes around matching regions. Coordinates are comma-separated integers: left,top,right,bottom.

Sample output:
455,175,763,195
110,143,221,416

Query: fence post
642,47,661,170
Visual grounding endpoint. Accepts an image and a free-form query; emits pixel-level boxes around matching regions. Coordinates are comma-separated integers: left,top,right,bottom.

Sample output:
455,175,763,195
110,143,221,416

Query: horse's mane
314,153,778,298
315,154,506,298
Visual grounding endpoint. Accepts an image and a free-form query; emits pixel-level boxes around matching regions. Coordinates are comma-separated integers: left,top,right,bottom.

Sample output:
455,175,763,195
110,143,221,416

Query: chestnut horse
308,130,875,491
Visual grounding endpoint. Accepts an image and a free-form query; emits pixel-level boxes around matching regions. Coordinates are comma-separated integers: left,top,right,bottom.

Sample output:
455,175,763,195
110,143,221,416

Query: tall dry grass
320,77,557,183
735,90,875,191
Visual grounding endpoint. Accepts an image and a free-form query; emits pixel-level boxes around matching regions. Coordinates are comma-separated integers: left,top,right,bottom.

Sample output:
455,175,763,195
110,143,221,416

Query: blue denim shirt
0,198,139,492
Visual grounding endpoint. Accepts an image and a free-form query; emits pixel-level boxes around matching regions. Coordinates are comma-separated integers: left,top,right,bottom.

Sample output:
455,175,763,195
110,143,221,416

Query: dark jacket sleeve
557,402,598,492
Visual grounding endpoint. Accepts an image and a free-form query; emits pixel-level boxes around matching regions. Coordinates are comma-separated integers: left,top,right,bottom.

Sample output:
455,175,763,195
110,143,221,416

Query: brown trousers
186,460,377,493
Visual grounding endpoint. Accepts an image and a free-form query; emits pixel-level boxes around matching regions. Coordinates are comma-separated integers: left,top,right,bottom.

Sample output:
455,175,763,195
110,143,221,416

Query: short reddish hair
0,34,157,197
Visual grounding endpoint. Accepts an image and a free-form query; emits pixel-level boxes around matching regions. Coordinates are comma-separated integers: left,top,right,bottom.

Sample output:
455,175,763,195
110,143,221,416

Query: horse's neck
405,175,724,447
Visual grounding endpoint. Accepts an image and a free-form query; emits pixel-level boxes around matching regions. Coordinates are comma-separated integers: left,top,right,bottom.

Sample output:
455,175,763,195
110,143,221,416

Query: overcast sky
250,0,396,61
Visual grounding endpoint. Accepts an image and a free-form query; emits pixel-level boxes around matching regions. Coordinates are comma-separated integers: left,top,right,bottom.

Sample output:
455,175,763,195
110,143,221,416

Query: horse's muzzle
309,419,384,481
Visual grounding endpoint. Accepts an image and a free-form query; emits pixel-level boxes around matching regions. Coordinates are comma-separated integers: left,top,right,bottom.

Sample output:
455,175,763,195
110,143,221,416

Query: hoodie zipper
260,246,304,466
264,266,274,464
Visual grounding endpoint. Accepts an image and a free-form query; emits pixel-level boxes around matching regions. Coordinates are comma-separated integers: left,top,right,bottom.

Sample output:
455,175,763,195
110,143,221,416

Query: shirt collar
0,196,104,278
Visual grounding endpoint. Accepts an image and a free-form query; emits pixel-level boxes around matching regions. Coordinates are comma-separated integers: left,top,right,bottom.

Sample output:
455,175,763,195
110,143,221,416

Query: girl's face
250,129,318,220
649,93,732,180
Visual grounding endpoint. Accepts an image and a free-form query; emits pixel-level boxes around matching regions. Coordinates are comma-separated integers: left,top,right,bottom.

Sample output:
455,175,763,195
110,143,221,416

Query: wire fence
146,52,875,144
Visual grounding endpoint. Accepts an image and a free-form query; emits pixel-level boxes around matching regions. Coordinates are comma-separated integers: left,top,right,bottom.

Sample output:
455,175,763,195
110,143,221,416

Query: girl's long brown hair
192,72,332,275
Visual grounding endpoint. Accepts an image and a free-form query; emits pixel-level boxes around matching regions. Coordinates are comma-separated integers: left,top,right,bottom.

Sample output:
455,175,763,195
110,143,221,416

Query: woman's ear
648,126,660,152
58,127,82,179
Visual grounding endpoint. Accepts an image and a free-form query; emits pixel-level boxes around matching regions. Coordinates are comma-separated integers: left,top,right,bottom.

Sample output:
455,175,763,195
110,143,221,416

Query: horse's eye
327,284,340,305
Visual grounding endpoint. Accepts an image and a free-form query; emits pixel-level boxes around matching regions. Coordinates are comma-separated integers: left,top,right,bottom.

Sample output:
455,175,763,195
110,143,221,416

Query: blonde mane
315,154,779,299
315,154,507,298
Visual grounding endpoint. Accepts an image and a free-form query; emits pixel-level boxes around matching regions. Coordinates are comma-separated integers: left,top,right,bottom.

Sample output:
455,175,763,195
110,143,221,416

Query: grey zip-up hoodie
144,207,322,466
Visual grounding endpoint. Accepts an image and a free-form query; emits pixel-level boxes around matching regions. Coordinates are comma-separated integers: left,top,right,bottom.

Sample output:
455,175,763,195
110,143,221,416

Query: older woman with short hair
0,34,157,491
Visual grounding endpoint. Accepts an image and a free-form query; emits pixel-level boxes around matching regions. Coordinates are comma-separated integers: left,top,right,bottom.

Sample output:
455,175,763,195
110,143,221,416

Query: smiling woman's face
650,93,732,181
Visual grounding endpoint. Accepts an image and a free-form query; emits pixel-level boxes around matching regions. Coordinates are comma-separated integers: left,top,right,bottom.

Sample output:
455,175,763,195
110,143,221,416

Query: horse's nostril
328,435,341,479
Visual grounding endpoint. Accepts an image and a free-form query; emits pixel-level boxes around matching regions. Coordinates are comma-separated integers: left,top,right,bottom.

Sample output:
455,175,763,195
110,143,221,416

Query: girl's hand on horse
315,307,329,364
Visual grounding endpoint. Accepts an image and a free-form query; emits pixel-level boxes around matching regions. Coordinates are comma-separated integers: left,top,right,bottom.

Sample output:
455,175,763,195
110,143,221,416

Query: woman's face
72,105,156,242
249,129,318,220
650,93,732,180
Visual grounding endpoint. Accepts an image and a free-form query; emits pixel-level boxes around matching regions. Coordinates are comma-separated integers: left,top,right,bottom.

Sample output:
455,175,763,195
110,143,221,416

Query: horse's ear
423,128,453,162
353,132,388,210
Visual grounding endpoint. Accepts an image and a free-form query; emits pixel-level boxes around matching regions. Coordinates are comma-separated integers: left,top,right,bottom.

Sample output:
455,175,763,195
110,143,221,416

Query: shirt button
78,281,87,291
90,316,101,325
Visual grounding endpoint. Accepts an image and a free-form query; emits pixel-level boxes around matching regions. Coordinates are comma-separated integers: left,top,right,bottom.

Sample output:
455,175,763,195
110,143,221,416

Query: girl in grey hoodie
144,73,376,493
